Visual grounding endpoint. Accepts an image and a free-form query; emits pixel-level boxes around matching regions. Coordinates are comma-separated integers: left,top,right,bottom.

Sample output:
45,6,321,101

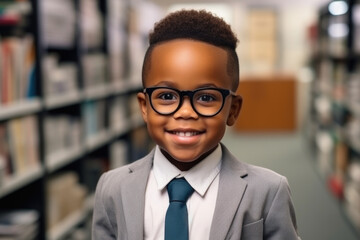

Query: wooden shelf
0,166,44,198
0,98,42,121
46,194,94,240
45,91,82,110
85,130,113,152
46,146,85,173
83,84,111,100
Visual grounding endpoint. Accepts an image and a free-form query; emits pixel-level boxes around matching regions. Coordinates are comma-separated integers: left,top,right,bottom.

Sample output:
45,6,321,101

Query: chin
161,148,201,162
171,153,200,162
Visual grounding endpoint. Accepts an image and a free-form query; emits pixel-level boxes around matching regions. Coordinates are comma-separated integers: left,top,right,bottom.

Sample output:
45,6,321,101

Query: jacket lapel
210,144,248,240
122,150,154,240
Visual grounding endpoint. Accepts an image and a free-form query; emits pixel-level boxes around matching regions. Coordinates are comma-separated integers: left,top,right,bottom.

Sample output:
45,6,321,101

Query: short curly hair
142,9,239,91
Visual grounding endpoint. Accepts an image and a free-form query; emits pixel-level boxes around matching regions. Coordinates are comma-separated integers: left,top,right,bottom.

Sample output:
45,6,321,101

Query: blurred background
0,0,359,239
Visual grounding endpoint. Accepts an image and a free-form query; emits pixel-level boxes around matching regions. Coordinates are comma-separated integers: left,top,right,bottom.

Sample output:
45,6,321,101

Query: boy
92,9,300,240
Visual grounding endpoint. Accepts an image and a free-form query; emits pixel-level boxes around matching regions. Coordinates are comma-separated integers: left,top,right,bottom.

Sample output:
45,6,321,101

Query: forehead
146,39,231,89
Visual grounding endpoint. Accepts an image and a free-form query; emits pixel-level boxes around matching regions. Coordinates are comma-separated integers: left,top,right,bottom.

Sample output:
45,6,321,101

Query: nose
173,97,199,119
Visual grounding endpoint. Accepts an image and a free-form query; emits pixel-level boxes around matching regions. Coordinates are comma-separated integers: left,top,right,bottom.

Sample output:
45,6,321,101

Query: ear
137,92,148,123
227,95,242,126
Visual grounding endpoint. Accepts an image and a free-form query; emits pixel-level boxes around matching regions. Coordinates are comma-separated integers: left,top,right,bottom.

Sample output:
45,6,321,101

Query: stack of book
0,209,39,240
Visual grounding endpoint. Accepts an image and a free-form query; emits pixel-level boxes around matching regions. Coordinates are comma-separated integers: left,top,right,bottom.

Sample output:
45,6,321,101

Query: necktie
165,178,194,240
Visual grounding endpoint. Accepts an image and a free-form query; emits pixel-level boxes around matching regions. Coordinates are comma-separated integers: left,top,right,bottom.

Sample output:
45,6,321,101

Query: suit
92,144,300,239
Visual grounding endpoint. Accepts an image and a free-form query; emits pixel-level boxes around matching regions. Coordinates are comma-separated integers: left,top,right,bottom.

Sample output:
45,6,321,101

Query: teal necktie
165,178,194,240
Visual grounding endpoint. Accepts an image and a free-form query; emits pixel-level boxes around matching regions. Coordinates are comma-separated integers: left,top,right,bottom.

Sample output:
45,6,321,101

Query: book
7,118,25,175
6,116,40,177
0,123,13,178
83,100,106,139
25,116,40,167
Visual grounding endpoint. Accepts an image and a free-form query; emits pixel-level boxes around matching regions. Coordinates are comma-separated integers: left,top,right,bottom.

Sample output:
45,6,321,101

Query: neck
160,145,218,171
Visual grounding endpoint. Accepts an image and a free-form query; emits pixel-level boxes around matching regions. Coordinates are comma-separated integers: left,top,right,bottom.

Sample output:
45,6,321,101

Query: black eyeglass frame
143,86,236,117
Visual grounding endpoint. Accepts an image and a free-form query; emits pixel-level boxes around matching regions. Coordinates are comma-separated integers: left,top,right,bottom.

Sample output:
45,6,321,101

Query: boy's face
138,39,242,168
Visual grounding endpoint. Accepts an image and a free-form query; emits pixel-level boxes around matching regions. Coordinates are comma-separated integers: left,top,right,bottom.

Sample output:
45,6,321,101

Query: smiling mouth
168,130,204,137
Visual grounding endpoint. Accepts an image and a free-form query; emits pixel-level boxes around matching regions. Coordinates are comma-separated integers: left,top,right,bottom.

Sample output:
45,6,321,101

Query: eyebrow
150,80,221,89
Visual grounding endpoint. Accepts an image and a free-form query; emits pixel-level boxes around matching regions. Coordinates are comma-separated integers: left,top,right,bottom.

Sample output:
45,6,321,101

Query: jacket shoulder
221,144,287,192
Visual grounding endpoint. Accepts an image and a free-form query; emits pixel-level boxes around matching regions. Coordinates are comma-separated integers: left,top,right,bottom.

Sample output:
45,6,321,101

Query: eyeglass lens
150,88,225,116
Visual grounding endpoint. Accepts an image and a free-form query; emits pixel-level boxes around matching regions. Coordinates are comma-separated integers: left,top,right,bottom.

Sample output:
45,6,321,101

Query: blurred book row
308,0,360,233
0,0,158,239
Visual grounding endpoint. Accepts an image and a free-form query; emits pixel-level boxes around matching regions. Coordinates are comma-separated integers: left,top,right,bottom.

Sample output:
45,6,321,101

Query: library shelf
0,99,42,121
0,166,44,199
46,193,94,240
44,91,82,110
1,0,156,239
45,146,85,173
85,130,114,153
308,0,360,236
83,84,111,101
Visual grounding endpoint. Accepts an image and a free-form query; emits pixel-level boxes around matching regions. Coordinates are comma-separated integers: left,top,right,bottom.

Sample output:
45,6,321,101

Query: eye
159,92,177,100
198,94,215,102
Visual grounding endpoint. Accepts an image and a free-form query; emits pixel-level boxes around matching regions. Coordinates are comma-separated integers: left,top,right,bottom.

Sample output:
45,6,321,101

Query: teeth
174,131,198,137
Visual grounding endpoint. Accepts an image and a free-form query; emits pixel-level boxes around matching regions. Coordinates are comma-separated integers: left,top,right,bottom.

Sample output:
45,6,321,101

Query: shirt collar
153,145,222,197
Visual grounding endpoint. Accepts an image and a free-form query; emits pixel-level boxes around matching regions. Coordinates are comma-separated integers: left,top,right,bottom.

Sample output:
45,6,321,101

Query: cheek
145,111,166,135
205,115,228,137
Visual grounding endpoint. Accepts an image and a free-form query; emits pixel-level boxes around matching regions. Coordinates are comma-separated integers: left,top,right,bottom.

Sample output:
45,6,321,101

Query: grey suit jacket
92,144,300,240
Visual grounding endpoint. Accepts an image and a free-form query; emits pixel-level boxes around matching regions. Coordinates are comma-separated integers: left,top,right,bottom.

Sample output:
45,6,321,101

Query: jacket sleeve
92,173,116,240
264,176,301,240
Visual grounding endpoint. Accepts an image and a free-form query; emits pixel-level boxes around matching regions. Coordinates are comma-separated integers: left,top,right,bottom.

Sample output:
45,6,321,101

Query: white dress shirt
144,145,222,240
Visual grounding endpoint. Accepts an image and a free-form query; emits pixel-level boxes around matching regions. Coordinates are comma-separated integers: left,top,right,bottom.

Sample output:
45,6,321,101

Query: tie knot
167,178,194,203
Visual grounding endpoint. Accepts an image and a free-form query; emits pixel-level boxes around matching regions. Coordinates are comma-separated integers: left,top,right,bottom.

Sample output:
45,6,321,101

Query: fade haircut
141,9,240,91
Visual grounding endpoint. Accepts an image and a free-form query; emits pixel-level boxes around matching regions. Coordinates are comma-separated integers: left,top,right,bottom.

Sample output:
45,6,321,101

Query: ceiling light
328,1,349,15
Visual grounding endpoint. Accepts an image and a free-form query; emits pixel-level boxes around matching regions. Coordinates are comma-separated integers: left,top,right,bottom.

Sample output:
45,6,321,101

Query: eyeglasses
143,86,235,117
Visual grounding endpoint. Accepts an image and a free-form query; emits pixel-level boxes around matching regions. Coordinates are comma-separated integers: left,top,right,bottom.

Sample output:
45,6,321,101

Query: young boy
92,10,300,240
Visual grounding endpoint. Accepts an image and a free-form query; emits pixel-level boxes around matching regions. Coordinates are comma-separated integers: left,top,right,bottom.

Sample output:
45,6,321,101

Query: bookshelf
0,0,155,239
308,0,360,236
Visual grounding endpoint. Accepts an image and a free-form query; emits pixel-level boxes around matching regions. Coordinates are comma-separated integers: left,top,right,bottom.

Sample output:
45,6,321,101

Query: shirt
144,145,222,240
